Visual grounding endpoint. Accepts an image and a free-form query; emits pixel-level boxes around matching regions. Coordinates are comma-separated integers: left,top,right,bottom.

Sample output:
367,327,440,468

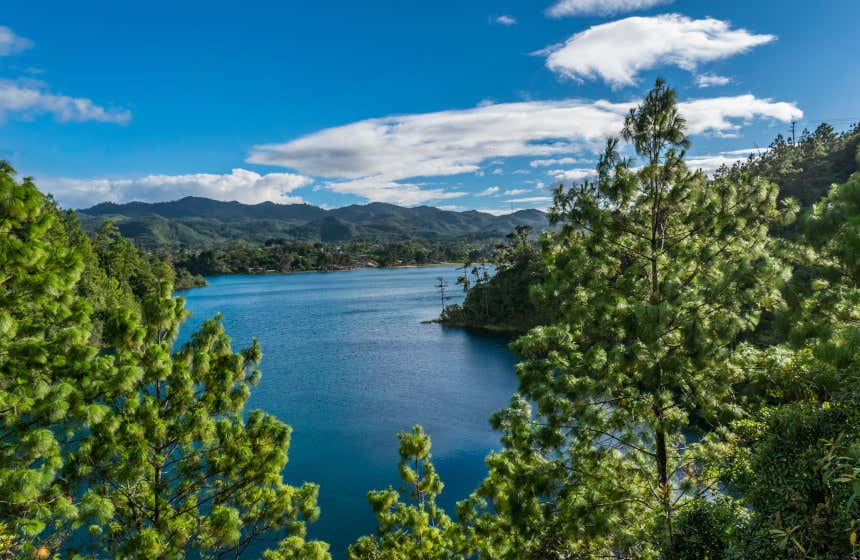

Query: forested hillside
78,197,548,248
443,120,860,333
2,80,860,559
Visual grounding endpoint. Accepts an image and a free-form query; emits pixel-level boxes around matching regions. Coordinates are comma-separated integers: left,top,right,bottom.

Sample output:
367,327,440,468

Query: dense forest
172,239,494,277
438,225,547,332
2,80,860,559
77,198,548,248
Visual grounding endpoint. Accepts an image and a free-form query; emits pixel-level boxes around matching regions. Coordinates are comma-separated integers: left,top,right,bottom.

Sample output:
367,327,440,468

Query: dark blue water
180,266,519,557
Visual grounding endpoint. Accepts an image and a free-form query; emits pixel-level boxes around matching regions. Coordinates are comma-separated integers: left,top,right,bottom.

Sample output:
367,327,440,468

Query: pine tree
465,79,791,558
0,162,106,556
67,280,329,559
348,426,464,560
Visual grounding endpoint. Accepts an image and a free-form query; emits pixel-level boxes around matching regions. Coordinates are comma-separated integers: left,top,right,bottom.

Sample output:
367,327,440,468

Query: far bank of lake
180,266,520,558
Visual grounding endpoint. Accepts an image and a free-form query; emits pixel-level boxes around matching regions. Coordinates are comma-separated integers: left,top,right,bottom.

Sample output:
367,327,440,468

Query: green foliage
717,122,860,210
463,79,791,559
441,225,547,331
0,163,327,558
729,403,860,559
348,426,464,560
0,162,101,555
175,239,493,277
67,282,328,559
724,150,860,559
172,263,207,291
807,163,860,282
671,498,746,560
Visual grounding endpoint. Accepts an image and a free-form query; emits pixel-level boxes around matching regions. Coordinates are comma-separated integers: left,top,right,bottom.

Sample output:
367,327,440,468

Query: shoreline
175,262,469,291
421,317,527,335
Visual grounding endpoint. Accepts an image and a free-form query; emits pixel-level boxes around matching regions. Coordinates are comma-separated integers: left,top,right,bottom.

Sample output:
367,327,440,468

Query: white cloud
496,15,517,26
507,196,554,204
248,98,628,204
539,15,775,88
0,80,131,124
323,177,466,205
548,168,596,183
491,168,505,175
249,93,800,204
40,168,314,209
503,188,531,196
696,73,731,88
512,169,531,175
530,156,587,167
0,26,32,56
546,0,673,17
685,155,744,175
476,186,501,197
719,147,764,157
476,207,521,216
680,95,802,135
686,147,766,175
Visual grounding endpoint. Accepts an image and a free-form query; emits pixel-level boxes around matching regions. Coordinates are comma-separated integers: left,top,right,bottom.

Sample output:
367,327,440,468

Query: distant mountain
77,196,548,248
83,196,326,221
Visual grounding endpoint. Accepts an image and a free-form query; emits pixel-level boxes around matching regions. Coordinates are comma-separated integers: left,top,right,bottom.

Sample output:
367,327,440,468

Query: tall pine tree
465,79,791,558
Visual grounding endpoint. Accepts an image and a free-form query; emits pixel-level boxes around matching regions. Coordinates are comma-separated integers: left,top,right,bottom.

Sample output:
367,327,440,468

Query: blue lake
180,266,520,557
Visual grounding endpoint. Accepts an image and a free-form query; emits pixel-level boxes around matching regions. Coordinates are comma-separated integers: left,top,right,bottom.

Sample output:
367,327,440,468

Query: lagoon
180,266,520,557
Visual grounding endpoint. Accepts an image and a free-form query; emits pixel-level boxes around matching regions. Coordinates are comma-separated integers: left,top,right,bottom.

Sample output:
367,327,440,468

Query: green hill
78,197,548,248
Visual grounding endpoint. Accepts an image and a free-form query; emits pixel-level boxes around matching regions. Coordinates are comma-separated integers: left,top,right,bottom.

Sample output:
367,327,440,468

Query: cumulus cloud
40,168,314,209
507,196,554,204
530,156,587,167
680,95,801,136
476,207,526,216
686,147,765,175
476,186,501,197
496,15,517,26
248,98,629,204
539,15,775,88
546,0,673,18
720,147,764,157
548,168,596,183
0,80,131,124
249,93,799,204
696,73,731,88
503,188,531,196
323,177,466,205
0,26,32,56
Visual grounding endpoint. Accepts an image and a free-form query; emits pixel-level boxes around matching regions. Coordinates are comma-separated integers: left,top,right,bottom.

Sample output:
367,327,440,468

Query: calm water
180,266,519,557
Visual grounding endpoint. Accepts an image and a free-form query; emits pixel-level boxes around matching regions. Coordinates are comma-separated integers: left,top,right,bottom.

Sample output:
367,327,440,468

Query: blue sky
1,0,858,213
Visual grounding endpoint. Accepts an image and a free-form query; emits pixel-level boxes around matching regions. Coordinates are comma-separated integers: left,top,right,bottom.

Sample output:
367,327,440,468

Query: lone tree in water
464,79,793,558
435,276,450,314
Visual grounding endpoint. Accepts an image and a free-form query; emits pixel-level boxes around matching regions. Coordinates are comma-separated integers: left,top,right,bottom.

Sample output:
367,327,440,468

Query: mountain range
77,196,548,248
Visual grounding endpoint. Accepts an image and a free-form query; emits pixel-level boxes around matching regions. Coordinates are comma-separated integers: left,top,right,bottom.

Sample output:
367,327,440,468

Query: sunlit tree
68,281,329,559
349,426,465,560
465,79,792,558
